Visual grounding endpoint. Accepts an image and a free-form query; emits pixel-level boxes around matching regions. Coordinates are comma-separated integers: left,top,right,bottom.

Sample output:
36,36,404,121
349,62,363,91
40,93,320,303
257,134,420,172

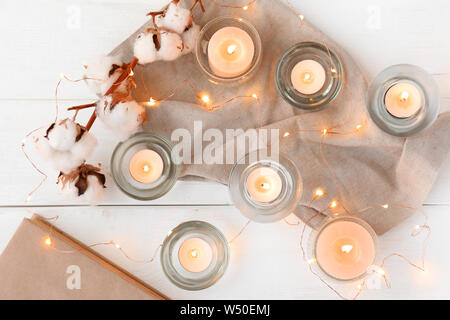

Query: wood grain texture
0,0,449,299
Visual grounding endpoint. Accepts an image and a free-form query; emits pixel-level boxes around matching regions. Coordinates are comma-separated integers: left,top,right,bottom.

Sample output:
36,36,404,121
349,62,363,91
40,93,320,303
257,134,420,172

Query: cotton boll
182,23,200,54
84,55,125,96
59,175,105,205
156,2,192,34
58,165,106,205
96,97,147,141
33,120,98,174
134,31,158,65
47,119,78,152
157,31,183,61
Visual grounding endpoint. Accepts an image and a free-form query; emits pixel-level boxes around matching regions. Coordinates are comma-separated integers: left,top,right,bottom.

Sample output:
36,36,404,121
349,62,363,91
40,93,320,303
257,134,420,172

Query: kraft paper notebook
0,215,168,300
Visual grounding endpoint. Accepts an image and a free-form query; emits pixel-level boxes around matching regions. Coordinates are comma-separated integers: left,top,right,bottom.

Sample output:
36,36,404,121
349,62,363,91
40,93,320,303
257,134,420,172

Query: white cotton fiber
47,119,78,152
156,2,192,34
96,97,147,141
59,175,105,205
70,131,98,162
182,23,200,54
157,31,183,61
84,55,125,96
134,31,158,65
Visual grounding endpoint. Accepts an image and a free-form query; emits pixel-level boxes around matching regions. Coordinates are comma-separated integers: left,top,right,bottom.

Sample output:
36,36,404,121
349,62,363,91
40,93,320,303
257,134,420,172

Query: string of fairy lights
21,0,435,299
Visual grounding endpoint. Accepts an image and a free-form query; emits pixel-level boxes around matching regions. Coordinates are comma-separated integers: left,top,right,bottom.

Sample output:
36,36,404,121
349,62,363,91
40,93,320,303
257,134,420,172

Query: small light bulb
298,14,304,21
356,124,362,130
252,93,258,99
315,188,325,197
382,204,389,209
44,236,52,247
129,70,134,76
330,68,337,74
377,268,385,276
307,258,316,265
283,132,291,138
148,98,157,106
115,243,121,249
322,129,328,136
201,95,210,104
242,5,249,10
330,200,337,208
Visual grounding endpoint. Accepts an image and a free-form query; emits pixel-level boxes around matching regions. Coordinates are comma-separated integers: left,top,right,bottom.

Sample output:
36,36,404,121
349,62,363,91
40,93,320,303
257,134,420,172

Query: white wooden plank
0,205,448,299
2,98,449,206
1,100,230,206
0,0,167,100
0,0,450,100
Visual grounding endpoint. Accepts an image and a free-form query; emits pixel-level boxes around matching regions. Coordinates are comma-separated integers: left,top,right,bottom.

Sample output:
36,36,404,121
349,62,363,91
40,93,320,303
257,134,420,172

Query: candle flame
143,165,150,173
227,44,237,55
341,244,353,254
400,91,409,102
303,72,312,83
190,249,199,258
260,183,271,190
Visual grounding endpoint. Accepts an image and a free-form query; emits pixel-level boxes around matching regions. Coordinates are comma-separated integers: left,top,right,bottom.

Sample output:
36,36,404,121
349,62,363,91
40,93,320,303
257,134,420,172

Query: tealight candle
315,219,376,280
291,59,326,95
128,149,164,184
384,82,423,118
178,237,213,273
245,167,283,203
208,26,255,78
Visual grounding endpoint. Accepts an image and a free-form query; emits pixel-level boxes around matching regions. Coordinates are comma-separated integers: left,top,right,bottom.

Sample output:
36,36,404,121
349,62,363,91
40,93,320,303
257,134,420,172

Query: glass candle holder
110,132,179,200
306,215,379,282
196,16,262,86
275,42,344,110
367,64,440,137
160,221,229,291
228,151,302,223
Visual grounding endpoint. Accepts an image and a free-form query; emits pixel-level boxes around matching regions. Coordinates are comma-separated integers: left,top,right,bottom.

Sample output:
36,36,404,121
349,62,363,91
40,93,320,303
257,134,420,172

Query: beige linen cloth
112,0,450,234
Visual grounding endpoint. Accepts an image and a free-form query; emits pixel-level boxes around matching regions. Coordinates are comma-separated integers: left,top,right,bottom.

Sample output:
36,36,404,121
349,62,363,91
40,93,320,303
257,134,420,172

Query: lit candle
178,237,213,273
246,167,283,203
128,149,164,184
315,219,376,280
384,82,422,118
208,26,255,78
291,59,326,95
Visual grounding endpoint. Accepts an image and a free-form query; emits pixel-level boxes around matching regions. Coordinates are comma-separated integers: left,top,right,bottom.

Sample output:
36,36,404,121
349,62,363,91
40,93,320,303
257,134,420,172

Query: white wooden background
0,0,450,299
